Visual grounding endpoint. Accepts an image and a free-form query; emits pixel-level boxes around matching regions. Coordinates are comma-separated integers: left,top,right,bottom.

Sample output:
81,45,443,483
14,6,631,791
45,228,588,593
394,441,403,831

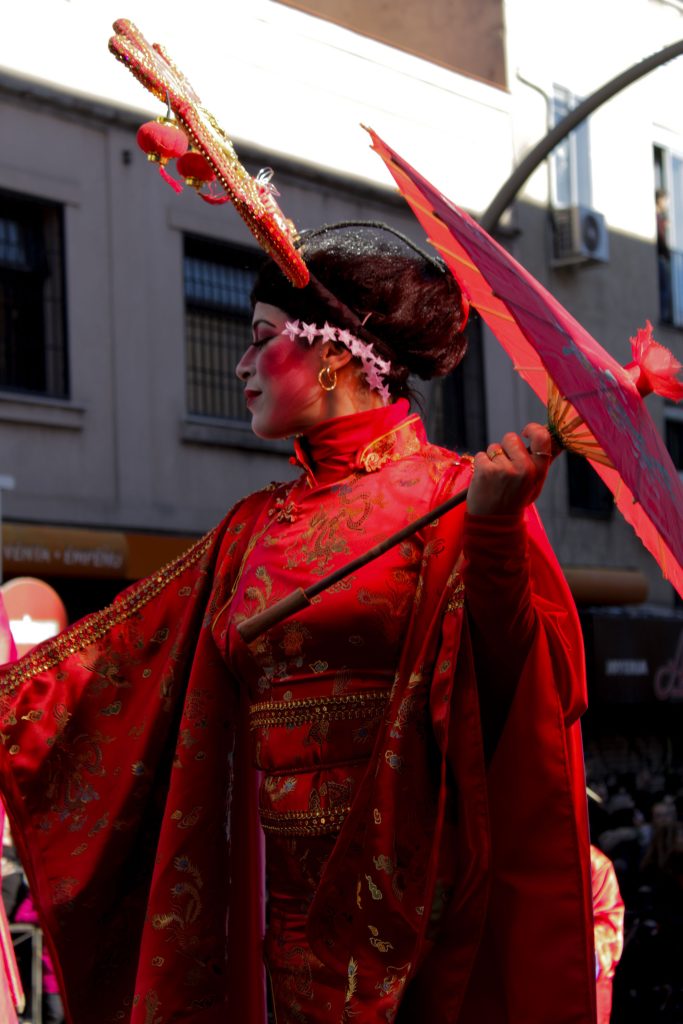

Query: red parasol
366,127,683,601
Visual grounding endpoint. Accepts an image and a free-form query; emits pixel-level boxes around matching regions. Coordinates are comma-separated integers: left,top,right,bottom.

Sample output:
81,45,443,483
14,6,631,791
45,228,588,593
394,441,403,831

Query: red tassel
158,164,183,194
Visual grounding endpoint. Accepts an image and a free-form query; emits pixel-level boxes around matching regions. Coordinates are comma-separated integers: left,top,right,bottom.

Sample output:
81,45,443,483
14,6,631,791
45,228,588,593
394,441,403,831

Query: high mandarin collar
292,399,425,486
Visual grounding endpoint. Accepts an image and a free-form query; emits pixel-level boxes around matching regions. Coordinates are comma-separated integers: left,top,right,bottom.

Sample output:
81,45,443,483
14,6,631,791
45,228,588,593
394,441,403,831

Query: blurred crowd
586,733,683,1023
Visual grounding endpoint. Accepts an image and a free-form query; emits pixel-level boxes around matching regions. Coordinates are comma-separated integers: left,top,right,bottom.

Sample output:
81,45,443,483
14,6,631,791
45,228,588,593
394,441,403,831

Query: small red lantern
136,117,189,164
176,150,216,189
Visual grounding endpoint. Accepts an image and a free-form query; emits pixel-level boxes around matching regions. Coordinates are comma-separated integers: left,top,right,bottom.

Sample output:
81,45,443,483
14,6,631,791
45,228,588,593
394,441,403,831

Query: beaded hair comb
108,19,309,287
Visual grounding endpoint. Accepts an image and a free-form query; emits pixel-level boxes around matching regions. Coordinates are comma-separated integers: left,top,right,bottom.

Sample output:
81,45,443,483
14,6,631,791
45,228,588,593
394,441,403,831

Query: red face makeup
236,303,328,439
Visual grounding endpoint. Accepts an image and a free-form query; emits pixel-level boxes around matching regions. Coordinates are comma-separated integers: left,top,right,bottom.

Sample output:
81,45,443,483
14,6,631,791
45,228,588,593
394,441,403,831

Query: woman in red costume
0,223,595,1023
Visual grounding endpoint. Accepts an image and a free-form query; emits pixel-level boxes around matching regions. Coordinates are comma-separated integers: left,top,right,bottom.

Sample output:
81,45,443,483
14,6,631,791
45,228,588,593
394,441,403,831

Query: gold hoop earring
318,366,337,392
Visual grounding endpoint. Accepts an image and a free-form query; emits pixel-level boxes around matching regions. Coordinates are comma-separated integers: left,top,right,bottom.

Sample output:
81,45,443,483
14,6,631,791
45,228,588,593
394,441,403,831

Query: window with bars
551,85,592,209
665,408,683,475
426,319,487,455
184,236,261,421
0,191,68,398
566,452,613,520
665,407,683,607
654,144,683,328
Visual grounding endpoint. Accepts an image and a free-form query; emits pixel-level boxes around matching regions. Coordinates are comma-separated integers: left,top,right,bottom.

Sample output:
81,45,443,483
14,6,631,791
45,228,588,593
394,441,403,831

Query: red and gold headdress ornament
109,19,309,288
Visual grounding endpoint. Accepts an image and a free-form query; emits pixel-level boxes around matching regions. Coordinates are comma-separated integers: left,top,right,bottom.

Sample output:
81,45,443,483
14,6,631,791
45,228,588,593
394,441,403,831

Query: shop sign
3,524,127,579
653,633,683,701
588,611,683,704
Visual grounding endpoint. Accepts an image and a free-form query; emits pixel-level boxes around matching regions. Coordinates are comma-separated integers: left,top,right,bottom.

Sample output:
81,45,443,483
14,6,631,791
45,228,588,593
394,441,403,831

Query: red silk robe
0,405,595,1023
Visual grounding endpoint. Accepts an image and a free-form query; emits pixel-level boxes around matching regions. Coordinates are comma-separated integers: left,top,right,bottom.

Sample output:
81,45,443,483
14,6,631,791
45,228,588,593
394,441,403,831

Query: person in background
656,188,673,324
13,890,65,1024
0,598,23,1024
590,844,624,1024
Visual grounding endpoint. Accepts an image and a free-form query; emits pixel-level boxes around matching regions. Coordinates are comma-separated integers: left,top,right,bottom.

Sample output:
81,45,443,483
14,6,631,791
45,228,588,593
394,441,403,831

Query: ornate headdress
109,19,309,288
110,22,467,398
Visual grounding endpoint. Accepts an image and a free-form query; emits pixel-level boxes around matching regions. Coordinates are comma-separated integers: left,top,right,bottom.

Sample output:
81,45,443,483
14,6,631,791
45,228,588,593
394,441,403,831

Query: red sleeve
462,511,535,752
462,511,535,646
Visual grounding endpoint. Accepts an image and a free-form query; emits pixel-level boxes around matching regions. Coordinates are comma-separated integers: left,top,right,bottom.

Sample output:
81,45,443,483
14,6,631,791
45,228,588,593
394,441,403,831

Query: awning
2,522,199,581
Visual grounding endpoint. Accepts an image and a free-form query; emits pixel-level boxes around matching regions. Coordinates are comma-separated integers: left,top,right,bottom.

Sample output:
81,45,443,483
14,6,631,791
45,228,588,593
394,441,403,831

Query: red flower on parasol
625,322,683,399
366,127,683,600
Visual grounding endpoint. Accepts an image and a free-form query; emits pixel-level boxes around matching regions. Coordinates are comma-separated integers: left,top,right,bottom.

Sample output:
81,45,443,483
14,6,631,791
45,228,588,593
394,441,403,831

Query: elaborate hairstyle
250,221,469,399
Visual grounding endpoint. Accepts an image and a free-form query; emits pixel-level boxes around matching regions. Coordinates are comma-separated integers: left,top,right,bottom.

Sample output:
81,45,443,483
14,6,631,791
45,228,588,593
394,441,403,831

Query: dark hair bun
251,222,468,398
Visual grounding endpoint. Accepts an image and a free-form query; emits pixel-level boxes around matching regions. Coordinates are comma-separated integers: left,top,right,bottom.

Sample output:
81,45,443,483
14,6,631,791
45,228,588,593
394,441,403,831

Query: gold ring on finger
487,447,504,461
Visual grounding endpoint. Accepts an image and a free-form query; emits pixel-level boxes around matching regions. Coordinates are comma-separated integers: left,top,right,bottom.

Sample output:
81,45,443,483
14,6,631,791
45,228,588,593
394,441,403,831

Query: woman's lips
244,389,260,406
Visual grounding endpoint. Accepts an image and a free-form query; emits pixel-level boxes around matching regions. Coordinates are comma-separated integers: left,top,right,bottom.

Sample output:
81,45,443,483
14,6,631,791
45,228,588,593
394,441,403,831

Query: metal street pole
480,38,683,234
0,475,16,585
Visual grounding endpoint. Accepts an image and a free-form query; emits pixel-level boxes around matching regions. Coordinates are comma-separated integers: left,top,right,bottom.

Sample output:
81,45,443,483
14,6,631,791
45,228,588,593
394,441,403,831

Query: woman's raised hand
467,422,553,516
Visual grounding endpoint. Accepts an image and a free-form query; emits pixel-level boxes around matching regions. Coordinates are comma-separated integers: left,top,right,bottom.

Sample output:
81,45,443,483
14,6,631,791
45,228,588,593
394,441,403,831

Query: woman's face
236,302,328,439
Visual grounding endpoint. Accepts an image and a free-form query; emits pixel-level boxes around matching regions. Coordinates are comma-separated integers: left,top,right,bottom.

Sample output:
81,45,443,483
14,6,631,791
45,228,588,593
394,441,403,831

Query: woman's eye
252,335,275,349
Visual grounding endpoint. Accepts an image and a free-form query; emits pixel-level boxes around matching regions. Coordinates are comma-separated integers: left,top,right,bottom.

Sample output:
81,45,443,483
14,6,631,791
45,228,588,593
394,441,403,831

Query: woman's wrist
463,510,528,567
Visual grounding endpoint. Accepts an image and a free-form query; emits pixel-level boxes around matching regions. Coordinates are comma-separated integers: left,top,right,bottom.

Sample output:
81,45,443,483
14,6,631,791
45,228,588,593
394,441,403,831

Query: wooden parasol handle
237,588,312,644
236,485,469,643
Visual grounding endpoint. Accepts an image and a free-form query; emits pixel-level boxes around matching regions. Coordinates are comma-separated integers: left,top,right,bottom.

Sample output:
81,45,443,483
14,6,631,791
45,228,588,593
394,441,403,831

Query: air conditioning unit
552,205,609,266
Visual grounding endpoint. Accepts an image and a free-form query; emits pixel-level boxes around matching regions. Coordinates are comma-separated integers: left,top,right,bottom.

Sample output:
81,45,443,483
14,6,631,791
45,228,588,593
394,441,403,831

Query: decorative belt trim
259,804,352,836
249,690,389,730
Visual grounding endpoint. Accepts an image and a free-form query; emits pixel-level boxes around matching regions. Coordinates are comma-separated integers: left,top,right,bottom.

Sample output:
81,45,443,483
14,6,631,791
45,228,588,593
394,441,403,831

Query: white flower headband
282,319,392,402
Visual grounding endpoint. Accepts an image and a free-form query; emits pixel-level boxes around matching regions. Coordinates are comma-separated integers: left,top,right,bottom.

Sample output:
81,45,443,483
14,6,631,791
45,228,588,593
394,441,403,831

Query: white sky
0,0,512,211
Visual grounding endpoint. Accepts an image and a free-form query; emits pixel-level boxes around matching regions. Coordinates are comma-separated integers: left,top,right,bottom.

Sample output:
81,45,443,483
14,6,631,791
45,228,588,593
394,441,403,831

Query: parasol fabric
367,127,683,601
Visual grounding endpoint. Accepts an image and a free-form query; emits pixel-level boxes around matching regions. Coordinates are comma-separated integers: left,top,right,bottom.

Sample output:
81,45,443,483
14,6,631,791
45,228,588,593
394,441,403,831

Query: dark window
669,416,683,608
665,415,683,472
0,191,68,397
566,451,613,519
551,86,592,209
184,236,261,420
427,314,487,454
654,144,683,328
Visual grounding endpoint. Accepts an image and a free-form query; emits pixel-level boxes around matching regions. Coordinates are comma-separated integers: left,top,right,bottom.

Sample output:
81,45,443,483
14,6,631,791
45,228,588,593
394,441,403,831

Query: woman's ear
321,341,354,371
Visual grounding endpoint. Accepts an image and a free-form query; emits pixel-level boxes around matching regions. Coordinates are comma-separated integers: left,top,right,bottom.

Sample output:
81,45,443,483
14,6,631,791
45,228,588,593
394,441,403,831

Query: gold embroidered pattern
345,957,358,1004
0,529,218,696
283,495,373,576
368,925,393,952
249,690,389,730
447,574,465,613
143,989,162,1024
279,621,311,657
358,415,422,472
210,481,295,632
356,575,415,625
268,499,300,523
